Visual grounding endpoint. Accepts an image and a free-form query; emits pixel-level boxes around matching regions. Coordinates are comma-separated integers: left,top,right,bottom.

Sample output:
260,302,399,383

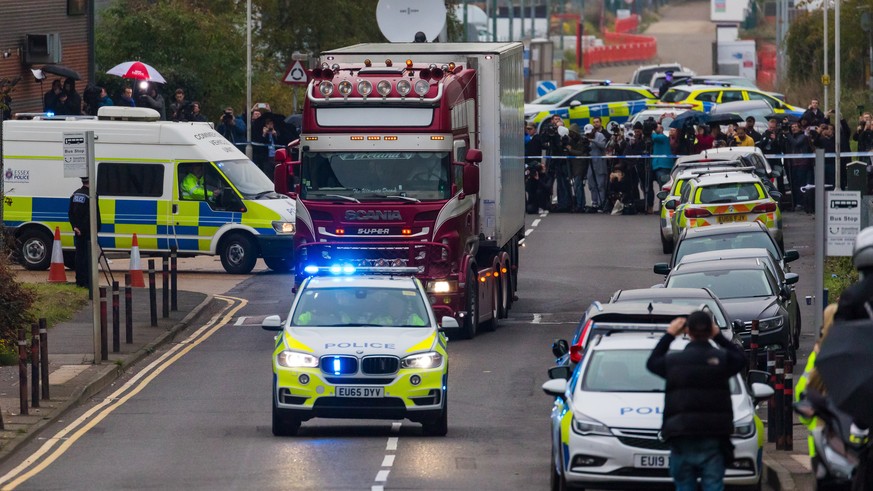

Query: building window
68,0,87,16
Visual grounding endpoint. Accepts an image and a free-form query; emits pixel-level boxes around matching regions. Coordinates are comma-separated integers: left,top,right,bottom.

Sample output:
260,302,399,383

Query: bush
825,256,859,303
0,254,35,349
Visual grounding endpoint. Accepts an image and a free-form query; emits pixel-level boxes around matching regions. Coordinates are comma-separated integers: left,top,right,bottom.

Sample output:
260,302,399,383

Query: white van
2,107,295,274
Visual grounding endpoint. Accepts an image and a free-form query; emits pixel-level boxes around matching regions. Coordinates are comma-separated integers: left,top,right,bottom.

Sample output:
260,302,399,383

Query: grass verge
24,283,89,327
824,256,858,303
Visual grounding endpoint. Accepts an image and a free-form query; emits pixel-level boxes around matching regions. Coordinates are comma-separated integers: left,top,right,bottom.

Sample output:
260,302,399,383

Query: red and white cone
129,233,145,288
48,226,67,283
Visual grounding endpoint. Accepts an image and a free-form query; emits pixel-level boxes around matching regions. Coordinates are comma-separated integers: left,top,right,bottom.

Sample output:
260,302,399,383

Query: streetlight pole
835,0,841,179
245,0,253,160
824,2,829,112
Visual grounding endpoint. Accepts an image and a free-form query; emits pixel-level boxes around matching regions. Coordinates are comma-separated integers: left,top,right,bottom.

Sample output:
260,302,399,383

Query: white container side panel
496,47,524,247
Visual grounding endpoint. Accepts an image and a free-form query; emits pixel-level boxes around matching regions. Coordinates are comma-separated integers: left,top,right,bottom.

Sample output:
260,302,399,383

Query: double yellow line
0,295,247,490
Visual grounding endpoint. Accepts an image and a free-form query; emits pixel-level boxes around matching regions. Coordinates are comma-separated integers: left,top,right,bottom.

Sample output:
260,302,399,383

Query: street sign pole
86,131,100,363
815,148,825,337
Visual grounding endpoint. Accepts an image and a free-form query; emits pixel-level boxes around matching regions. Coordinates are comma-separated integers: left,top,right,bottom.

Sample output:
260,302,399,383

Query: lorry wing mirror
465,148,483,163
274,147,287,163
463,163,480,195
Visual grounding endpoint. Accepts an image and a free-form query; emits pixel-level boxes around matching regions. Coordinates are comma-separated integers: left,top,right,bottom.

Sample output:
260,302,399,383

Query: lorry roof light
376,80,392,97
338,80,352,96
319,81,334,97
384,136,397,140
364,59,372,67
396,79,411,96
414,79,429,97
367,136,381,140
305,136,318,141
350,136,364,140
431,136,445,140
448,62,456,71
357,80,373,97
385,59,393,67
405,59,413,68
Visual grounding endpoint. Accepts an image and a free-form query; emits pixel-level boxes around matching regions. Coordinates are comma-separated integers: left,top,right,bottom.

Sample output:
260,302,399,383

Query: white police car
262,265,454,436
542,330,773,490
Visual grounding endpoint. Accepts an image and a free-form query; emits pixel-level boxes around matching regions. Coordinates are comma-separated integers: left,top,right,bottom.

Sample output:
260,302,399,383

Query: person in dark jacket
646,310,746,491
801,98,827,127
139,85,166,120
784,122,814,211
68,177,101,288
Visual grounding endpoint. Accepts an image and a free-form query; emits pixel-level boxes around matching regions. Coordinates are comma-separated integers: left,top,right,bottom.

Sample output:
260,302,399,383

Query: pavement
761,409,816,491
0,257,234,465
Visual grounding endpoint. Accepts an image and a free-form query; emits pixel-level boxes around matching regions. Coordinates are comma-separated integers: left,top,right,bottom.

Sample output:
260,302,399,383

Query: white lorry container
2,107,296,274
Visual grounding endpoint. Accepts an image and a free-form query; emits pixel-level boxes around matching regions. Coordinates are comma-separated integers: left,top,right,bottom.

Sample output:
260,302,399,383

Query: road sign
283,60,308,85
536,80,557,97
63,132,88,178
826,190,861,256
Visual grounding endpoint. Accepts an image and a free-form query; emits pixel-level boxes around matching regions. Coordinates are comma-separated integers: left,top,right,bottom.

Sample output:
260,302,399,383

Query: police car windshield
290,287,430,327
581,350,742,394
666,269,775,299
300,151,452,202
661,89,690,103
675,232,780,265
214,159,277,198
529,86,582,105
697,182,762,204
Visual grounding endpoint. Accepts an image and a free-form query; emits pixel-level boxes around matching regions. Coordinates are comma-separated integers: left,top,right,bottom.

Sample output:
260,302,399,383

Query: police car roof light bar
592,322,672,334
302,264,420,277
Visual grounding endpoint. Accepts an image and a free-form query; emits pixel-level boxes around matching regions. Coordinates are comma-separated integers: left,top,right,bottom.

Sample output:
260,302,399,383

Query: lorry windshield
301,151,452,201
214,159,279,198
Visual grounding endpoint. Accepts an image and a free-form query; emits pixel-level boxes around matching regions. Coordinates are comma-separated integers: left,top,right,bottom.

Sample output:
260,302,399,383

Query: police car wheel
18,229,52,270
793,303,801,349
272,394,300,437
421,396,448,436
550,446,570,491
460,266,479,339
220,233,258,274
661,232,673,254
264,256,293,273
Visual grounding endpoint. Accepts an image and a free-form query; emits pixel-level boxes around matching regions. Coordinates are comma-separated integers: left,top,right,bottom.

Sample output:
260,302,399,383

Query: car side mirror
261,315,283,331
784,272,799,285
780,285,792,300
569,100,582,107
440,316,460,330
548,365,572,381
653,263,671,275
747,369,770,386
783,249,800,263
656,191,668,201
552,339,569,358
542,378,569,397
462,163,480,196
732,319,745,332
751,382,775,403
664,200,677,210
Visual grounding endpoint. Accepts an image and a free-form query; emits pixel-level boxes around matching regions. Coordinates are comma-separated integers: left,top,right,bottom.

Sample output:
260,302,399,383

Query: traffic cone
48,226,67,283
129,233,145,288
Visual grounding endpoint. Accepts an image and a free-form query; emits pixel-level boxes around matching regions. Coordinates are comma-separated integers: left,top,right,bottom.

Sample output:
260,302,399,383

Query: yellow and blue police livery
542,331,770,490
262,266,451,437
2,107,295,274
525,83,659,128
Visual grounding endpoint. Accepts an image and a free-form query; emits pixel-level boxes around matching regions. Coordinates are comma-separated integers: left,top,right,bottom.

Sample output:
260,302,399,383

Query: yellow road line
0,295,247,490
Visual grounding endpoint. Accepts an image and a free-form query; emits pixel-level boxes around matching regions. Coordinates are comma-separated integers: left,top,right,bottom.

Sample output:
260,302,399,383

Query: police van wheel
272,394,300,437
220,233,258,274
422,396,448,436
19,229,52,270
460,266,479,339
264,256,293,273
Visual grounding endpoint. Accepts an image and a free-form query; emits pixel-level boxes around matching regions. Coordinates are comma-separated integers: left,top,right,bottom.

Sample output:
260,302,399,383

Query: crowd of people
524,97,869,216
39,80,300,174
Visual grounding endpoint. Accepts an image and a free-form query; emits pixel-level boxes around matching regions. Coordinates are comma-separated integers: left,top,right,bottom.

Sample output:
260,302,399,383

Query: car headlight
757,315,784,331
572,415,612,436
732,415,756,439
426,280,458,293
272,221,295,234
401,352,443,369
277,351,318,368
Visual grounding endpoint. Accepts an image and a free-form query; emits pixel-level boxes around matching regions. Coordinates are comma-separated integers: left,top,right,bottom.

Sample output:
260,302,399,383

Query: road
0,210,816,490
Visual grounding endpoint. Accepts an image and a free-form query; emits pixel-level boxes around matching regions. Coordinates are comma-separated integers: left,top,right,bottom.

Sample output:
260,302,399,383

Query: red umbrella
106,61,166,84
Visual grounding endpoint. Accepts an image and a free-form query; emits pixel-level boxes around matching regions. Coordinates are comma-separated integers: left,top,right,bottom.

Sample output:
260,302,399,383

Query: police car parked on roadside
543,329,773,490
262,265,453,436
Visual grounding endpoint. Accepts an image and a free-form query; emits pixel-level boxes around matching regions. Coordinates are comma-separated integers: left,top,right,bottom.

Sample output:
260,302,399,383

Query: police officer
373,295,426,326
68,177,100,288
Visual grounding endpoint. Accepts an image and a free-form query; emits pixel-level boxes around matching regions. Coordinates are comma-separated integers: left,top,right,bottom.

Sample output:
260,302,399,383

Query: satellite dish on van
376,0,447,43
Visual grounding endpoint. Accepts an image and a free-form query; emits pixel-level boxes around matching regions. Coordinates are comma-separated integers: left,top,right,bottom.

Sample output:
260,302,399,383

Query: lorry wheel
510,238,519,296
264,256,293,273
482,279,500,332
460,267,479,339
18,229,52,271
220,233,258,274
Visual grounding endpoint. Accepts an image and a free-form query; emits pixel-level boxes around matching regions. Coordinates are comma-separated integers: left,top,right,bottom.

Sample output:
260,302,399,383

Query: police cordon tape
512,151,873,160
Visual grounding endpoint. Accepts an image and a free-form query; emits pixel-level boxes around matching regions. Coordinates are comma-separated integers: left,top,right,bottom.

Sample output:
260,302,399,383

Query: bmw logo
356,350,364,355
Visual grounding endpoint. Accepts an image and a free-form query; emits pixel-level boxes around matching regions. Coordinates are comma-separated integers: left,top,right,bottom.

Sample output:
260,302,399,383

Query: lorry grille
361,356,399,374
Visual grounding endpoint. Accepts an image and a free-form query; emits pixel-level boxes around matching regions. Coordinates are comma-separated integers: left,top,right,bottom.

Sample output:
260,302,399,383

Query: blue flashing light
303,265,319,275
329,264,343,275
341,264,356,275
333,358,341,375
46,111,55,117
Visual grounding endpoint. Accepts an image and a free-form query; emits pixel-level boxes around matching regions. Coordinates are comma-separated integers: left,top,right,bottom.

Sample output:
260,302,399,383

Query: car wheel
272,391,300,437
550,445,570,491
18,229,53,270
263,256,293,273
219,233,258,274
793,303,802,349
421,393,448,436
460,266,479,339
661,232,673,254
787,341,797,364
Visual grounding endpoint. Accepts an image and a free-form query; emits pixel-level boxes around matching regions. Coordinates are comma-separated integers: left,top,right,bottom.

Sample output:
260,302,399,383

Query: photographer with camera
758,118,788,194
539,114,573,212
524,124,546,213
625,121,648,213
566,123,591,213
651,118,674,206
138,85,166,120
785,121,814,211
170,88,192,122
217,106,246,147
587,118,609,212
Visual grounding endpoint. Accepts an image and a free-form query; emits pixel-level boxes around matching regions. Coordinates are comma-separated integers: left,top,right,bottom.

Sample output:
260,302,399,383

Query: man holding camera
217,106,246,146
758,118,788,195
646,310,747,491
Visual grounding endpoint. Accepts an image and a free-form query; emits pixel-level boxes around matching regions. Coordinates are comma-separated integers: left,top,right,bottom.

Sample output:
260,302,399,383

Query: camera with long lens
642,116,657,138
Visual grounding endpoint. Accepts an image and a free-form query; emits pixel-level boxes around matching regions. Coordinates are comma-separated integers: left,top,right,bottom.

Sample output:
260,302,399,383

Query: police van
2,107,295,274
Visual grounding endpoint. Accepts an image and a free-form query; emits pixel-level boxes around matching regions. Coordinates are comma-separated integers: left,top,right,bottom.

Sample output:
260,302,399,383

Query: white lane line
386,437,398,451
375,470,390,482
391,422,401,433
518,238,526,246
382,455,396,467
371,486,384,491
540,211,549,217
234,316,247,326
531,218,541,227
532,313,542,324
524,229,533,236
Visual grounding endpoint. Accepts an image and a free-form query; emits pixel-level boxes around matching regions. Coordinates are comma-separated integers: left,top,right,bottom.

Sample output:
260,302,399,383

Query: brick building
0,0,92,115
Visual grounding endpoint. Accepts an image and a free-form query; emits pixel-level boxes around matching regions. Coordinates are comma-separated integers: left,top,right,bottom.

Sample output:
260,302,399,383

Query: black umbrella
816,318,873,425
764,112,799,123
40,64,81,80
707,112,744,125
668,110,708,128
